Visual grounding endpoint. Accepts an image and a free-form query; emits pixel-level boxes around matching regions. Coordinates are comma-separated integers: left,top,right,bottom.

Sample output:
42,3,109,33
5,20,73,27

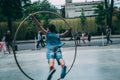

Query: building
65,0,102,18
114,0,120,8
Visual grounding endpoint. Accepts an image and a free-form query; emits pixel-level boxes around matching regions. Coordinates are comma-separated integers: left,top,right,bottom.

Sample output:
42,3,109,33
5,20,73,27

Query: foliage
94,2,105,26
22,0,57,33
1,17,120,40
104,0,114,33
0,0,23,20
116,10,120,21
0,0,58,39
23,0,57,18
94,2,105,33
80,8,86,31
21,0,31,7
61,6,65,18
42,14,50,29
0,7,7,21
0,0,24,32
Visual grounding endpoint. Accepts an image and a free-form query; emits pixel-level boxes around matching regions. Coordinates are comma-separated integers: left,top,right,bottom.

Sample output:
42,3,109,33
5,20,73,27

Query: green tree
0,7,7,21
21,0,31,17
61,6,65,18
0,0,23,33
24,0,57,17
23,0,57,39
104,0,114,33
0,0,31,31
22,0,31,6
116,10,120,21
24,0,57,30
94,2,105,33
43,14,50,29
80,8,86,31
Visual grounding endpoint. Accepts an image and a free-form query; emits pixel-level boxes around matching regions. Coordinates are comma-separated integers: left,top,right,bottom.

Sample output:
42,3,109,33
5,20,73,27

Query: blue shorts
46,47,62,60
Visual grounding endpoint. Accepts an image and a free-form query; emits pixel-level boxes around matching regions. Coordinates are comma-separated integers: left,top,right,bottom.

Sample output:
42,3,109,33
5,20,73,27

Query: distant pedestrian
69,31,73,40
36,31,45,48
1,33,7,54
106,25,112,45
87,32,91,46
0,40,6,55
81,32,86,44
40,32,45,47
5,30,13,54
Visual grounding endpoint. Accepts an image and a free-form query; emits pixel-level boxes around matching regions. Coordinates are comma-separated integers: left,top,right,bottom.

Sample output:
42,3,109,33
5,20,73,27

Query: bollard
102,33,104,46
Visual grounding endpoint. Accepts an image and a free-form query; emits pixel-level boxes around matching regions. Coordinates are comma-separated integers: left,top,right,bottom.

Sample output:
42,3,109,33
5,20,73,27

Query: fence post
35,36,37,50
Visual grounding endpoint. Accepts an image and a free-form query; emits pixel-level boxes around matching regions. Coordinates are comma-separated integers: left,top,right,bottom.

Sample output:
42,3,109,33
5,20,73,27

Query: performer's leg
59,59,67,79
36,41,40,48
47,59,56,80
6,42,11,54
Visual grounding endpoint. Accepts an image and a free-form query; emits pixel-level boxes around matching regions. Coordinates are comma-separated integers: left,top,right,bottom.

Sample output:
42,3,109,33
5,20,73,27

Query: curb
15,35,120,44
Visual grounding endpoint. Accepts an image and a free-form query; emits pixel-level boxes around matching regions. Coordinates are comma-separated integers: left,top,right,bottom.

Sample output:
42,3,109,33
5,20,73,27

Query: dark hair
47,24,57,33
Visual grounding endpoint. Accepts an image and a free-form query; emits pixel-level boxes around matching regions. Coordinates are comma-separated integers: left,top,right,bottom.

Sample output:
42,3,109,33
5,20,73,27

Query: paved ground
0,44,120,80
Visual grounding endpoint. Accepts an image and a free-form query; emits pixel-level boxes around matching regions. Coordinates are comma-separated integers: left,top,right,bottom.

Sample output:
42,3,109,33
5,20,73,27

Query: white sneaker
47,68,56,80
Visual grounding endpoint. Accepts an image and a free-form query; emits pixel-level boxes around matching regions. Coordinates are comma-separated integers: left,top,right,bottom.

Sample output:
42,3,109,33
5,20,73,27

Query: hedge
0,17,120,40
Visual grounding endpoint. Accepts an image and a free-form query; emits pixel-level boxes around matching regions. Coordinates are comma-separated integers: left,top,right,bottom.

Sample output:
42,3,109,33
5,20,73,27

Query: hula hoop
13,11,77,80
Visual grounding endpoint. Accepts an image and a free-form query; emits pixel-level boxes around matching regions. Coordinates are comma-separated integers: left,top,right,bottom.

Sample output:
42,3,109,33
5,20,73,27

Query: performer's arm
59,27,72,37
29,14,47,34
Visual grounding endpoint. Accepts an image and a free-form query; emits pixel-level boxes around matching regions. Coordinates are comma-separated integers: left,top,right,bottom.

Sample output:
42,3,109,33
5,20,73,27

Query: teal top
46,32,65,49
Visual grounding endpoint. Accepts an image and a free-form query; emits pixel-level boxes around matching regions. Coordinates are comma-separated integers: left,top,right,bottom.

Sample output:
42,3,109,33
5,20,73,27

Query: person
0,40,6,55
5,30,13,54
81,32,86,44
1,33,7,54
87,32,91,46
36,31,45,48
69,31,73,40
29,14,72,80
76,32,81,46
40,31,45,47
106,25,112,45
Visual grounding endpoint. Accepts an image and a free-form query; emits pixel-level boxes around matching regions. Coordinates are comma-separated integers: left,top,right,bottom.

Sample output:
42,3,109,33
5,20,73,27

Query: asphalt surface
0,40,120,80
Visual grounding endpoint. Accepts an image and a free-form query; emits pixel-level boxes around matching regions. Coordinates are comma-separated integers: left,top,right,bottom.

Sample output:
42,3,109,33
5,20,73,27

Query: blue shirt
46,32,65,49
37,34,42,41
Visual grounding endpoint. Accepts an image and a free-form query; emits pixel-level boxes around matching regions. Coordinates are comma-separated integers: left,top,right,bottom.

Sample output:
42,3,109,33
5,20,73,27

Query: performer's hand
29,13,34,17
68,26,72,32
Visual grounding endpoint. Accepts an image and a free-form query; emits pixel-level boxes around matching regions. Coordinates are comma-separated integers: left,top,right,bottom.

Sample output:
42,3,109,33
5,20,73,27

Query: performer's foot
60,66,67,79
47,68,56,80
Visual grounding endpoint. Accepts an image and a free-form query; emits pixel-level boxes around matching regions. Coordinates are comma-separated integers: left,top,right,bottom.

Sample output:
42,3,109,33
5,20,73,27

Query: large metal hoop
13,11,77,80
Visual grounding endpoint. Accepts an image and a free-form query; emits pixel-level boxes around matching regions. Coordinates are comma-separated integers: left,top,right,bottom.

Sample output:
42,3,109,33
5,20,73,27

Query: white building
114,0,120,8
65,0,102,18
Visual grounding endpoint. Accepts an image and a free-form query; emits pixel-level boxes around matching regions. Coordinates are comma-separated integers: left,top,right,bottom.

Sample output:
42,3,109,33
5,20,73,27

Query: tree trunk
7,15,12,34
104,0,114,33
104,0,109,26
109,0,114,33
